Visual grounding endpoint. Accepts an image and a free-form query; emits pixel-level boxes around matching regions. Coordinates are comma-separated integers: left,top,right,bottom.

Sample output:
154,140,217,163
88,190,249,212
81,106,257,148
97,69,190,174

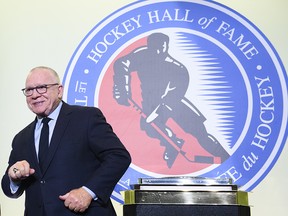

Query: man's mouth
33,101,45,106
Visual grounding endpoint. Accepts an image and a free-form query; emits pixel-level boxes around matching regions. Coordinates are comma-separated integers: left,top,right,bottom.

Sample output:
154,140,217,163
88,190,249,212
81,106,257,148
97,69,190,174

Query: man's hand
59,187,93,213
8,160,35,182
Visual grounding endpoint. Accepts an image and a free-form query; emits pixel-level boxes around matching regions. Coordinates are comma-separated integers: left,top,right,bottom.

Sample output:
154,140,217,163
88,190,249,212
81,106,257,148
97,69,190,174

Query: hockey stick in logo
128,98,199,164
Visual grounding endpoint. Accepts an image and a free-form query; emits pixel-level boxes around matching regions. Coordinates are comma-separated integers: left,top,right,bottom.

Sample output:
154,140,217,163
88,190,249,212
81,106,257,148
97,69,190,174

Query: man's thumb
59,193,69,201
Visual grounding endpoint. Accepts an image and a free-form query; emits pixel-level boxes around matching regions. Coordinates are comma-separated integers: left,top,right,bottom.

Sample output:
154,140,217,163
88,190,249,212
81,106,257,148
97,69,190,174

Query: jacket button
40,180,46,184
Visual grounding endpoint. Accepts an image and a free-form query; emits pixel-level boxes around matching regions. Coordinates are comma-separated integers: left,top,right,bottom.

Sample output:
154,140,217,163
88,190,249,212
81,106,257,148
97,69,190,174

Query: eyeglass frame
21,83,59,97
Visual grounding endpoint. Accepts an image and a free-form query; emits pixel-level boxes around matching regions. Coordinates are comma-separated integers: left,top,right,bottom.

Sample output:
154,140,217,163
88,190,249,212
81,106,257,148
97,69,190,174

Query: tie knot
42,117,51,125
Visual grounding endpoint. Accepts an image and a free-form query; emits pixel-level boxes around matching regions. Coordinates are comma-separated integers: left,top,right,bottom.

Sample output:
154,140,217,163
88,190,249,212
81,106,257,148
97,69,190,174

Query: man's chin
32,109,47,117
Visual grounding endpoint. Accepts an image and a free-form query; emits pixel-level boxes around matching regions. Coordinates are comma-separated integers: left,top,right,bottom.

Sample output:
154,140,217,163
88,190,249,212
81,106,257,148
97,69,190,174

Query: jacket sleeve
84,107,131,204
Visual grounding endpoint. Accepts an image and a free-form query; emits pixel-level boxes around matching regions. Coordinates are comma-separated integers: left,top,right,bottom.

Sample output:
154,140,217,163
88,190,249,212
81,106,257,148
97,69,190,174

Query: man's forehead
26,70,54,85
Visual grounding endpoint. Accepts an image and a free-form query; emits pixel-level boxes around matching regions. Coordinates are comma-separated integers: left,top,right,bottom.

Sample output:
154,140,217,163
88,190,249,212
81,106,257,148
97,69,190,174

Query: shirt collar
37,101,63,123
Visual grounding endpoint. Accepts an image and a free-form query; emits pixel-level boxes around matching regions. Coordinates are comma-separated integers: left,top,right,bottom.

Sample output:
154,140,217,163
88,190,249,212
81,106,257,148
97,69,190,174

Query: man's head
23,66,63,117
147,33,169,55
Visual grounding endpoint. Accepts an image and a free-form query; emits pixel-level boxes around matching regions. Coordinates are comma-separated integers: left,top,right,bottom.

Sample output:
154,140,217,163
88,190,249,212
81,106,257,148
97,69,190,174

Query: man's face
25,68,63,117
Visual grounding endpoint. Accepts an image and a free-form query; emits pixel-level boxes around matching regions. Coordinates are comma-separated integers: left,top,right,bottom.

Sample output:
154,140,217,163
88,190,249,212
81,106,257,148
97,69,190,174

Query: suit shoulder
13,120,35,142
64,103,103,116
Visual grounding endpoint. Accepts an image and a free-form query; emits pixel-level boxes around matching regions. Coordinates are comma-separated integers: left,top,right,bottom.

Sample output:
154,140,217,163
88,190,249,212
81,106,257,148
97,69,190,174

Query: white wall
0,0,287,215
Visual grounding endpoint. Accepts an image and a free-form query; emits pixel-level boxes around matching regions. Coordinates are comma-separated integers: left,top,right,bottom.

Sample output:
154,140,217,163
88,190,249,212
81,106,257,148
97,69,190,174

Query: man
2,66,131,216
113,32,229,167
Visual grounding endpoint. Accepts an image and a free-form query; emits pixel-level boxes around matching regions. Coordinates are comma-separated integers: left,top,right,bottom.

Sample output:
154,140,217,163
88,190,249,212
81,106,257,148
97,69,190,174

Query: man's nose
31,89,42,97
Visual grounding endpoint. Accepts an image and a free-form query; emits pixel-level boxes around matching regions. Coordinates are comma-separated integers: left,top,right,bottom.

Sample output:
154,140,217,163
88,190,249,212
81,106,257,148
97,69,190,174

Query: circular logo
63,0,287,203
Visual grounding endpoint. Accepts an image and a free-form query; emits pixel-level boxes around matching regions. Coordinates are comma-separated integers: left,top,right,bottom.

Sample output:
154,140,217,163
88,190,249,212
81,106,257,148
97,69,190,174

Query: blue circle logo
63,0,287,203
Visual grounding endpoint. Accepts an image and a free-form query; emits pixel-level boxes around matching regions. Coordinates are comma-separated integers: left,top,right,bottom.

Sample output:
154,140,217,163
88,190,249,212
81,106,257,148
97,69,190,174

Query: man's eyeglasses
21,83,59,97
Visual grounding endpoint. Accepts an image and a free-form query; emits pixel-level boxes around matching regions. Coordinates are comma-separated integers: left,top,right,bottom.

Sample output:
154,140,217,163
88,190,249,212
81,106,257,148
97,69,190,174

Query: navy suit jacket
2,102,131,216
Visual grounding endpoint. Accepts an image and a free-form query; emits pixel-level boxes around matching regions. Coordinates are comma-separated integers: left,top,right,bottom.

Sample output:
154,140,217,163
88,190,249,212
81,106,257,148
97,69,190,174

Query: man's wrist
82,186,98,200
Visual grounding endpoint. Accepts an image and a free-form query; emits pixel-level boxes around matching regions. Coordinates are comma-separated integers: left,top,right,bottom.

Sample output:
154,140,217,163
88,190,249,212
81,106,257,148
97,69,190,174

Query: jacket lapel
26,119,43,176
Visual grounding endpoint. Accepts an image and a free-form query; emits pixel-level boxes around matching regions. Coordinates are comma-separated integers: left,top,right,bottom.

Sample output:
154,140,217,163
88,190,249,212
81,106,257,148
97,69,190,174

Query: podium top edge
138,177,233,185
